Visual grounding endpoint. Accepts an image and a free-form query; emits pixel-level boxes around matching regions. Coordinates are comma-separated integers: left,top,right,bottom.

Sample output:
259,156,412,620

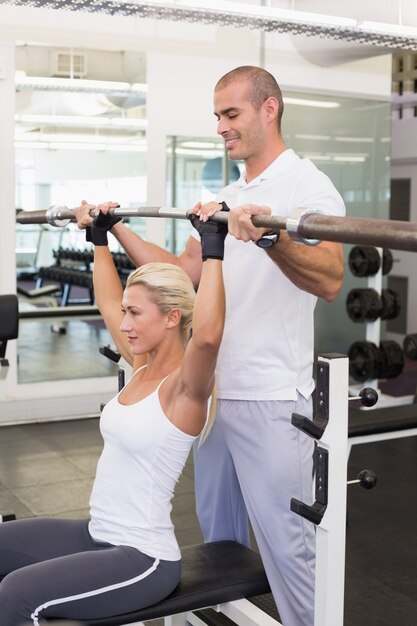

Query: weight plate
348,341,382,382
348,246,381,277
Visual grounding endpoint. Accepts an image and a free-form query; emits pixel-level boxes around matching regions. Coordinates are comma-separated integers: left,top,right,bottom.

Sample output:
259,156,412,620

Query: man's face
214,80,266,163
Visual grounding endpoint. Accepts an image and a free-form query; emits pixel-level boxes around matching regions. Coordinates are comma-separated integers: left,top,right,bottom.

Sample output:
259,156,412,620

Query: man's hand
227,204,273,242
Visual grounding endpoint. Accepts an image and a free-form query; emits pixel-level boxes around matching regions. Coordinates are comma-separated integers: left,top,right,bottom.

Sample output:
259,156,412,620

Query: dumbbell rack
348,247,411,409
363,247,382,394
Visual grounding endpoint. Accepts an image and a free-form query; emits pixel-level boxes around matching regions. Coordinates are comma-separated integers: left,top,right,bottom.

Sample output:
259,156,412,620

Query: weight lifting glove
189,202,229,261
86,210,122,246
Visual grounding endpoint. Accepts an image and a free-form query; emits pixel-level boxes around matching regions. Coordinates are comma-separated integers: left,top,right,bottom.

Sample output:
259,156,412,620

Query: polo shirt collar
233,148,296,188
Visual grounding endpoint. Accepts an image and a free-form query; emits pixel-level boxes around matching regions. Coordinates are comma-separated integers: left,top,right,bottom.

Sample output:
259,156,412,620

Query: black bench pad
48,541,270,625
349,403,417,437
0,294,18,342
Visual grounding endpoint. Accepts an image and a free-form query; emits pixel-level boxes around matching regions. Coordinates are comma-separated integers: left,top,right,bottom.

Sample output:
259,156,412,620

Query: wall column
0,40,15,295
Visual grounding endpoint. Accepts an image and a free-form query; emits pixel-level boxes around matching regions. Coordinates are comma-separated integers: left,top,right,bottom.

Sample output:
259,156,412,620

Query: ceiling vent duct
50,51,87,78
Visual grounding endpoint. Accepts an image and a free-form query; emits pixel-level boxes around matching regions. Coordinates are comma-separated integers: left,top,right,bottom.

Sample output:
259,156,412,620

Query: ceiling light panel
1,0,417,50
15,113,147,129
15,75,147,95
284,97,340,108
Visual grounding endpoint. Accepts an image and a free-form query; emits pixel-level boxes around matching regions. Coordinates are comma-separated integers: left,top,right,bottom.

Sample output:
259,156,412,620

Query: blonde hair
126,262,195,345
126,262,216,443
198,385,217,446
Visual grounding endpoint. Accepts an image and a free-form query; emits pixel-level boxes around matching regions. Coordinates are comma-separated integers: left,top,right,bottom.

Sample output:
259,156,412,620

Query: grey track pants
193,395,316,626
0,517,181,625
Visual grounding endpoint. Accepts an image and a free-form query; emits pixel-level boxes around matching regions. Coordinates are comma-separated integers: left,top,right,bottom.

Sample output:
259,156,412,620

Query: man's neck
244,142,286,183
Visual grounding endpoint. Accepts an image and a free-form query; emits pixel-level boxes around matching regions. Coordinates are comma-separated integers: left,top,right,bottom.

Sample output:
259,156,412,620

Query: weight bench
47,540,275,626
0,294,19,379
17,283,60,299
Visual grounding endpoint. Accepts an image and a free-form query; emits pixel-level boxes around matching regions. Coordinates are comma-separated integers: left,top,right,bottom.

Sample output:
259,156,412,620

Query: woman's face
120,285,167,355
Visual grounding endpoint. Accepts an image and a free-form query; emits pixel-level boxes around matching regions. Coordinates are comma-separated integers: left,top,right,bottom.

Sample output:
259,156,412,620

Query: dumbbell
348,246,394,277
348,340,404,382
403,334,417,360
346,288,401,323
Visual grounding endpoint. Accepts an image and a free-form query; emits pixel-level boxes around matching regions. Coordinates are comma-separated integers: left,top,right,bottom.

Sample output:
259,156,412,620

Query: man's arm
198,202,344,302
266,233,344,302
111,221,203,287
230,204,344,301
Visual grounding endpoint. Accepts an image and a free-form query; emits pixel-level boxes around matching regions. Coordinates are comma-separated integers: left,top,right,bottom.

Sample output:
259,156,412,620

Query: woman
0,202,227,625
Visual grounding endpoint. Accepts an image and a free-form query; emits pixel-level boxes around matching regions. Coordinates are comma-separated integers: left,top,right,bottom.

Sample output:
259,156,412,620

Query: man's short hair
215,66,284,131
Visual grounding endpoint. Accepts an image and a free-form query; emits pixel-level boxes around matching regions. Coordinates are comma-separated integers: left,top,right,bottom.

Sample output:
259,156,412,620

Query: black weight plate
348,246,381,277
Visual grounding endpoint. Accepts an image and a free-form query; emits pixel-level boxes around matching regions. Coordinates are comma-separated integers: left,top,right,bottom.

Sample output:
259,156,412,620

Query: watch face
257,237,274,248
256,233,278,248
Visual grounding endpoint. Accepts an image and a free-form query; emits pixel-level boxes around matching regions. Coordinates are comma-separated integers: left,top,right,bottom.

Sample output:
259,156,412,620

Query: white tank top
88,368,197,560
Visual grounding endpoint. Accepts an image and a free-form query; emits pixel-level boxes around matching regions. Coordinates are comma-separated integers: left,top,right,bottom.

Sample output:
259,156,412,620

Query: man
75,65,345,626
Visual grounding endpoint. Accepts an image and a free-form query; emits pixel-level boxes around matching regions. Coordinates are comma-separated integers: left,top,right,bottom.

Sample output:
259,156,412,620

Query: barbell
16,204,417,252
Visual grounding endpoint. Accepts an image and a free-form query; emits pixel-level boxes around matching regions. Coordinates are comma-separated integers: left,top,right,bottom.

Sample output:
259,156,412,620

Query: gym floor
1,311,417,625
1,419,417,625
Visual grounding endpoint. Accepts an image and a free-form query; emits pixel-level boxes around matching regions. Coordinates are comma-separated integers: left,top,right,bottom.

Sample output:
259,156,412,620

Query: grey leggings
0,517,181,626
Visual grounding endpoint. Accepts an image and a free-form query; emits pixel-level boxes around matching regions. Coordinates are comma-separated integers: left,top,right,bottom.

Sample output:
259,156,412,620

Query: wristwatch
255,230,280,248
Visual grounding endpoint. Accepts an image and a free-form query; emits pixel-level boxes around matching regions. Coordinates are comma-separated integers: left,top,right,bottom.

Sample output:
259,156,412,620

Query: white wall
0,40,18,416
0,40,16,296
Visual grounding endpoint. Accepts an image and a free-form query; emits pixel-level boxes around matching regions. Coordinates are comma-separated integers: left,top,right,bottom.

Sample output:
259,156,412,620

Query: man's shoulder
287,152,336,185
288,151,319,172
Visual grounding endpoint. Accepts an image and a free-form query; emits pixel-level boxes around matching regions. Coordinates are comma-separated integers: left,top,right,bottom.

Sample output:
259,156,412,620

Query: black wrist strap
86,226,109,246
201,232,226,261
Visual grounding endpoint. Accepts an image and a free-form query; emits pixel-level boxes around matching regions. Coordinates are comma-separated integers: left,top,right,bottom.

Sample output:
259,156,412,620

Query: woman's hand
73,200,120,230
73,200,96,230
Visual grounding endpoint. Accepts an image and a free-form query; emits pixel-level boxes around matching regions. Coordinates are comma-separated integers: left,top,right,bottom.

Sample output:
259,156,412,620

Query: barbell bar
16,204,417,252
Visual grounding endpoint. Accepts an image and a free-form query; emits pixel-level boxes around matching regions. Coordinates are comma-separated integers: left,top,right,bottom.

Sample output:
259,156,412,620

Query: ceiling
7,0,415,151
2,0,417,51
14,46,148,153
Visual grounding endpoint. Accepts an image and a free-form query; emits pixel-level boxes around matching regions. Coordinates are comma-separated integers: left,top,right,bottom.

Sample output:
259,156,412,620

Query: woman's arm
180,258,225,400
73,200,203,287
72,202,138,367
92,246,135,366
178,213,227,402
